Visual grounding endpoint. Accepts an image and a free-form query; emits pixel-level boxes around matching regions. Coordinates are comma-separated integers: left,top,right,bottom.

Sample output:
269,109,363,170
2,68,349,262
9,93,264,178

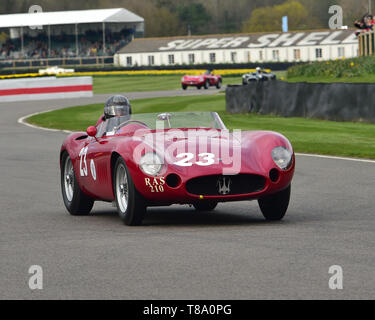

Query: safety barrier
226,81,375,123
0,76,93,103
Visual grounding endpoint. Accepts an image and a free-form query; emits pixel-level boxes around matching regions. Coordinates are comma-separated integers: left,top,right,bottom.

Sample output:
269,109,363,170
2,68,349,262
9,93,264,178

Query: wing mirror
86,126,97,137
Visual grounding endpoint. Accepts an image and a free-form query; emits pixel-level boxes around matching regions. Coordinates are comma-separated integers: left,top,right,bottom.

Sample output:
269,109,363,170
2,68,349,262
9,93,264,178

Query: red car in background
181,70,222,90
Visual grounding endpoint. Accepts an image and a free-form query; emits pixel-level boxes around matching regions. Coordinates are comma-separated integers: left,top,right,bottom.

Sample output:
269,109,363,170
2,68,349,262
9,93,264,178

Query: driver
97,95,132,136
104,95,132,120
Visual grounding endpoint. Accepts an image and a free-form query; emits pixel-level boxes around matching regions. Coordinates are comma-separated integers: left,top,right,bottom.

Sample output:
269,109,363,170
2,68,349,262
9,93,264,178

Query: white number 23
174,153,215,167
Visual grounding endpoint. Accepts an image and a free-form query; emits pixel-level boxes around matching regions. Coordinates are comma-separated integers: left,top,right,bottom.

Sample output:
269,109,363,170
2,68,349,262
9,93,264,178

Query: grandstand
0,8,144,67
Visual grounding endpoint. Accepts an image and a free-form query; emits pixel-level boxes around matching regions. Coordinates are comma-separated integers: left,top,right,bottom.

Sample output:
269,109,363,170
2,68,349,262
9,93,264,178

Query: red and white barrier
0,76,93,103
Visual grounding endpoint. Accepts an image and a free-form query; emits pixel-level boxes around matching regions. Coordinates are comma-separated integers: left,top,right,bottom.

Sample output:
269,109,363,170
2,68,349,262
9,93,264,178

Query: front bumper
134,165,295,206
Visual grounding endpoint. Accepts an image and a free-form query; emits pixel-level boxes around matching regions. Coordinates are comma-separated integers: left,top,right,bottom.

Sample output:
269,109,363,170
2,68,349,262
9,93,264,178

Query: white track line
295,153,375,164
18,112,375,164
18,110,72,133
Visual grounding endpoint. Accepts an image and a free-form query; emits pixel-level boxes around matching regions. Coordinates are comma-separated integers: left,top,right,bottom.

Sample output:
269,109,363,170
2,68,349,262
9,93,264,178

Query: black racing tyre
197,85,202,90
204,80,209,89
182,84,187,90
193,201,218,212
61,152,94,216
242,80,248,85
216,79,222,89
258,185,291,221
113,157,146,226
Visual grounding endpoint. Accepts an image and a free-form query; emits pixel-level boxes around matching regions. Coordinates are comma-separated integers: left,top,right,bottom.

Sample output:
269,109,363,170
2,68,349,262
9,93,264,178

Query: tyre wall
226,81,375,123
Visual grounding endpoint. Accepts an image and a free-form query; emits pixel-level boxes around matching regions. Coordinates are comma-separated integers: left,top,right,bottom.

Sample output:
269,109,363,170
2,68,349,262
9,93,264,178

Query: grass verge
92,72,286,94
27,94,375,159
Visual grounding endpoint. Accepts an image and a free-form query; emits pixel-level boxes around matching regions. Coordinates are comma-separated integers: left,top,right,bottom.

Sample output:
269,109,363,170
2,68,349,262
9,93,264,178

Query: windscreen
115,111,226,131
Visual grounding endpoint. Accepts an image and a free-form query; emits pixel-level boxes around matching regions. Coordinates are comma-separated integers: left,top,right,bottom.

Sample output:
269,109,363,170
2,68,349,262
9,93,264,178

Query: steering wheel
116,120,149,130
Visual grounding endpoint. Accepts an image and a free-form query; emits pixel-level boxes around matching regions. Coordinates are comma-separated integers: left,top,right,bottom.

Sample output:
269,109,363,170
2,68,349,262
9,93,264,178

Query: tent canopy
0,8,144,28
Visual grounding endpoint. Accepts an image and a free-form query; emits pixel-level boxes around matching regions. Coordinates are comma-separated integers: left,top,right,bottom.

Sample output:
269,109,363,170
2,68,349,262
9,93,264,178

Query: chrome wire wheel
63,156,74,202
116,163,129,213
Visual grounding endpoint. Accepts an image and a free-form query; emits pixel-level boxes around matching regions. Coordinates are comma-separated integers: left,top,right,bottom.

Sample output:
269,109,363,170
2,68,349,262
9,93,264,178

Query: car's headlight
139,152,163,176
271,146,293,170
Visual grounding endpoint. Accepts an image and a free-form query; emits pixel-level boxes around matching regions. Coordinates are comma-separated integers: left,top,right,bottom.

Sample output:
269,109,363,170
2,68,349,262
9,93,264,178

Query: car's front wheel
113,157,146,226
61,152,94,216
182,84,187,90
258,185,291,221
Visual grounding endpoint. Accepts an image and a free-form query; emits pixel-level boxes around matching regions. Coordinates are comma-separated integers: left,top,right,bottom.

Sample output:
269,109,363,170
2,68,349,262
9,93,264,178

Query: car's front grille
186,174,266,196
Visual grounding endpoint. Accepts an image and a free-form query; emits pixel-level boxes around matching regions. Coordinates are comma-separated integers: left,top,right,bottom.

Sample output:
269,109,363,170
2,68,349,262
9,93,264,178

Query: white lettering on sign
159,40,186,51
297,32,330,46
268,33,305,47
342,33,358,44
176,39,202,50
207,37,234,49
321,31,342,45
248,34,278,48
222,37,250,48
159,37,251,51
158,32,355,51
192,38,219,49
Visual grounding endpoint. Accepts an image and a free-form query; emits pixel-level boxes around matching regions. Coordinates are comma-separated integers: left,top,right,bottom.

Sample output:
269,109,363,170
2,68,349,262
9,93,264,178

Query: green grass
92,72,286,94
286,55,375,83
92,75,240,94
287,74,375,83
28,94,375,159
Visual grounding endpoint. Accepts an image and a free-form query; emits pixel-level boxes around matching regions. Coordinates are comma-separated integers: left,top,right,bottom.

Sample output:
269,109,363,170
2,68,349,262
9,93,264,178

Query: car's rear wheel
258,185,291,221
193,201,218,212
197,85,202,90
61,152,94,216
113,157,146,226
182,84,187,90
204,80,209,89
216,79,222,89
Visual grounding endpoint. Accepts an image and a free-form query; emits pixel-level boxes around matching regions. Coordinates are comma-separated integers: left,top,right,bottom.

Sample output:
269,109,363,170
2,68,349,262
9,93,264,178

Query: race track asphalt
0,89,374,300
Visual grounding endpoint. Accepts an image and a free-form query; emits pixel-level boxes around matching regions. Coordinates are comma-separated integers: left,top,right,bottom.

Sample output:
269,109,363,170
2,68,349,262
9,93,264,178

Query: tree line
0,0,372,36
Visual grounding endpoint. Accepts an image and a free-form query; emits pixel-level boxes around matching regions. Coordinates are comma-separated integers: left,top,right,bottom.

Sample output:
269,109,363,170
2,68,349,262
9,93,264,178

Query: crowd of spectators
354,14,375,36
0,28,132,60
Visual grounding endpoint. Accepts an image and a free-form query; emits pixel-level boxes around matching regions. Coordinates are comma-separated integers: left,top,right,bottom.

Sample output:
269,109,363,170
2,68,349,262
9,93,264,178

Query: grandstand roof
0,8,144,28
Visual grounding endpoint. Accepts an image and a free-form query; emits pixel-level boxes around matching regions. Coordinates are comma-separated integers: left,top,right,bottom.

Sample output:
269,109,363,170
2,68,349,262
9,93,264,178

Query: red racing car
181,70,222,90
60,107,295,226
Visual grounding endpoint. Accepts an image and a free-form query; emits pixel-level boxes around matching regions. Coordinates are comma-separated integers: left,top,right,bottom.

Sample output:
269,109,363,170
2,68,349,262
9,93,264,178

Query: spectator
0,27,132,59
354,14,374,36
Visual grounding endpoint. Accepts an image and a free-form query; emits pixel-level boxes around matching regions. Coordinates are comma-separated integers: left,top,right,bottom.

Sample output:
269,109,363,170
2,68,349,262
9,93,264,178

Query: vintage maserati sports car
242,69,276,84
181,70,222,90
60,111,295,226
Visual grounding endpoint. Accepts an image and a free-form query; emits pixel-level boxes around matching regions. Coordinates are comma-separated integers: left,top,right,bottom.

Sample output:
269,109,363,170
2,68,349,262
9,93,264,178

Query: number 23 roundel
79,146,96,181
